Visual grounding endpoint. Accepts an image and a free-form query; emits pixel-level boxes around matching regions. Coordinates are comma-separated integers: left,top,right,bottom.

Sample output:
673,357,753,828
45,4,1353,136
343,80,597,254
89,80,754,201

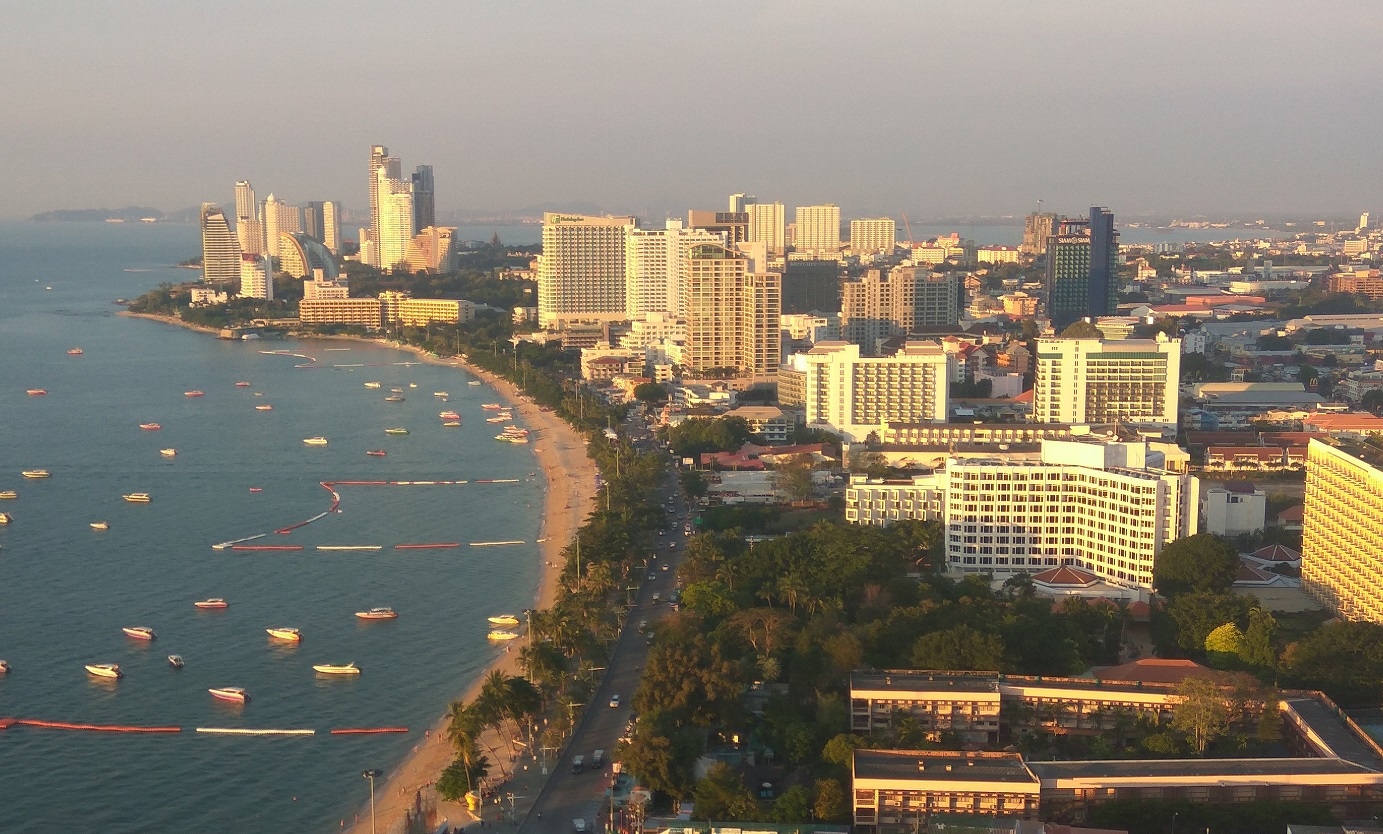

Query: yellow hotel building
1303,438,1383,622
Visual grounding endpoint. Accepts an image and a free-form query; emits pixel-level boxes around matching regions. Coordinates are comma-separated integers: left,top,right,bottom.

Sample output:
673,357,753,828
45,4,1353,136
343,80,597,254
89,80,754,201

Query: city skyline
5,1,1383,221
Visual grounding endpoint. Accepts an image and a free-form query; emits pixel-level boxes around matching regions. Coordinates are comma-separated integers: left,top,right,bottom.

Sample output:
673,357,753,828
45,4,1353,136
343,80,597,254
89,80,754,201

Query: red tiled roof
1126,600,1151,619
1304,413,1383,431
1094,658,1213,686
1012,389,1034,404
1235,558,1281,584
1276,504,1304,523
1031,565,1100,587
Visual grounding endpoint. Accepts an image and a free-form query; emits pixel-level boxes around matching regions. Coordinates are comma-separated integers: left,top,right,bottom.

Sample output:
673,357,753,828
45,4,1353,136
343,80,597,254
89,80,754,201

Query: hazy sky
5,0,1382,221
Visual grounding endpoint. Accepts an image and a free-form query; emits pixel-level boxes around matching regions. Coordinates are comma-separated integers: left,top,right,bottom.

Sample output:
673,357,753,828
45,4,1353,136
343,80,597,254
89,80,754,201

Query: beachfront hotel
1302,439,1383,622
298,297,383,328
539,212,638,329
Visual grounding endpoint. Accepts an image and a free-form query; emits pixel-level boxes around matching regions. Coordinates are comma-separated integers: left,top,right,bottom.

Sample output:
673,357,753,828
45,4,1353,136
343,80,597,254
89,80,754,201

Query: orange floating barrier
330,727,409,735
394,543,461,550
15,718,181,733
231,545,304,552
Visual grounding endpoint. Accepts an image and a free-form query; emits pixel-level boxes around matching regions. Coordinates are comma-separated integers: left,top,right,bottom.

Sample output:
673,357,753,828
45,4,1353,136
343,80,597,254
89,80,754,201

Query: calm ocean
0,221,544,832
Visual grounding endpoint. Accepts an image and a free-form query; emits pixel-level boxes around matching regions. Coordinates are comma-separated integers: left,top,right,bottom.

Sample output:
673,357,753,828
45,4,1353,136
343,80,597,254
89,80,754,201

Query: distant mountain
30,206,166,222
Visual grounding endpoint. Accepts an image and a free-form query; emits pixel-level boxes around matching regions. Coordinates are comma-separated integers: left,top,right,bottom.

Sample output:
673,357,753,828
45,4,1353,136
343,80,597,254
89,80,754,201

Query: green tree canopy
1282,621,1383,707
1060,320,1103,338
1172,675,1230,754
1153,534,1241,596
1157,591,1253,658
910,624,1005,671
692,762,758,821
634,382,668,403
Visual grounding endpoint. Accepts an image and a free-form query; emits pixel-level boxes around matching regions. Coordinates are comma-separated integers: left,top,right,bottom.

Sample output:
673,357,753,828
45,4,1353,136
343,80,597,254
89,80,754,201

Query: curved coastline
122,312,596,831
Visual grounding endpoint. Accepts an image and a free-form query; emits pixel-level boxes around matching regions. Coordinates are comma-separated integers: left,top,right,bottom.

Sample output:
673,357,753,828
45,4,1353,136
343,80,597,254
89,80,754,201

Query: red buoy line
1,718,408,736
212,476,532,551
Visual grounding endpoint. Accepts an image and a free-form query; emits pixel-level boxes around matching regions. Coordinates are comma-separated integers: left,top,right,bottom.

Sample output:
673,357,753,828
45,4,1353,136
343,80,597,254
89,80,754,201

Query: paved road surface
517,433,686,834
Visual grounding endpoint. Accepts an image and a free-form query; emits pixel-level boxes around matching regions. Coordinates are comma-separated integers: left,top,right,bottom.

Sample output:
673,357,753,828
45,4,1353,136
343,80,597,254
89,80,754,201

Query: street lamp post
362,769,383,834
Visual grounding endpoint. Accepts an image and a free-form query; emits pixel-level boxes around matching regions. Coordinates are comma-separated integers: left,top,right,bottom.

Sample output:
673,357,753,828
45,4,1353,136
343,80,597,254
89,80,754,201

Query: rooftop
1028,757,1377,780
1091,658,1214,686
853,749,1037,785
851,671,998,694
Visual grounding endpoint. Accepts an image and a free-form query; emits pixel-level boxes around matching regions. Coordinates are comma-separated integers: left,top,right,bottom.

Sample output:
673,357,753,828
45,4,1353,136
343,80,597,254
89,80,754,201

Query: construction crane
900,211,915,247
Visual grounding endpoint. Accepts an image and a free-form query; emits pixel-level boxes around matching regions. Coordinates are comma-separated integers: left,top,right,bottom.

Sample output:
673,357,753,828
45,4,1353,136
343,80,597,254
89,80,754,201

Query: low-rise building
784,340,949,442
722,405,798,444
298,297,383,328
846,473,946,526
1202,482,1266,535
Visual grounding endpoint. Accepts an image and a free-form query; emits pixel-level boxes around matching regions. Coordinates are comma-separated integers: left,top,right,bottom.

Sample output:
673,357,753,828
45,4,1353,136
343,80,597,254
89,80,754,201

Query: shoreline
124,312,596,833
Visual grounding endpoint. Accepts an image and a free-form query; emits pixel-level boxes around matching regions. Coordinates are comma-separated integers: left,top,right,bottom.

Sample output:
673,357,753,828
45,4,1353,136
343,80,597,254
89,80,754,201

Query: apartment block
298,297,383,328
794,204,841,255
1032,336,1180,431
850,217,897,254
1303,439,1383,622
684,243,781,381
841,267,961,353
845,473,946,526
783,340,948,442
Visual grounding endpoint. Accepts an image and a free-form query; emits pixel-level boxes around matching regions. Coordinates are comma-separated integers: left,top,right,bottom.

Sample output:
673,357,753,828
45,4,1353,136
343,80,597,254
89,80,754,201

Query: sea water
0,221,544,832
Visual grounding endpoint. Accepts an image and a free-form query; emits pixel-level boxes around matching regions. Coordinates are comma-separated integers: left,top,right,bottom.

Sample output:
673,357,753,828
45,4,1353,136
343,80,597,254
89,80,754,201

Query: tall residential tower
200,203,241,284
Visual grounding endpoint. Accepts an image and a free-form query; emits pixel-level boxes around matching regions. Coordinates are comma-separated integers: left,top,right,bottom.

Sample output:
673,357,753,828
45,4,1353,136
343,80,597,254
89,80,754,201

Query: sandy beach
337,353,597,834
124,314,598,833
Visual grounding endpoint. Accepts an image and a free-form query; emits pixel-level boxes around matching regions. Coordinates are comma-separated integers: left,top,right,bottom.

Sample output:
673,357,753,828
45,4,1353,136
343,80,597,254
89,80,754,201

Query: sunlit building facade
200,203,241,284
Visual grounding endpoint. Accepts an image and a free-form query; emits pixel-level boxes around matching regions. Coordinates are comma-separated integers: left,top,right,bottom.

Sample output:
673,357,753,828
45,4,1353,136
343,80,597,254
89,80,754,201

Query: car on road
652,593,661,603
638,619,648,633
648,572,656,581
661,564,669,571
609,694,621,708
669,542,676,550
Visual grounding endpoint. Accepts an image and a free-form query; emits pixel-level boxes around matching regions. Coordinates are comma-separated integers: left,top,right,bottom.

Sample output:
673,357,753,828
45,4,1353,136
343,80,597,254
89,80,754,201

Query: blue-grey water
0,222,545,832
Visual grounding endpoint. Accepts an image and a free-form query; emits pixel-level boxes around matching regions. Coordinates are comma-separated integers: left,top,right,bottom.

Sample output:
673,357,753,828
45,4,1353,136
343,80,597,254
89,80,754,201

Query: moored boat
0,490,15,499
384,427,409,435
254,404,273,411
184,390,205,398
503,426,529,436
354,607,398,621
486,415,509,423
266,627,302,641
122,626,156,641
67,348,83,355
123,492,151,503
481,403,502,410
442,421,461,427
0,660,9,673
90,521,109,531
303,437,328,446
390,388,404,393
468,381,482,386
364,382,382,389
434,391,449,398
383,395,405,403
439,411,461,420
168,655,184,669
312,662,362,675
0,513,11,525
21,470,50,479
487,614,521,626
85,663,123,679
160,448,176,457
139,422,161,431
209,687,248,703
26,389,46,396
366,449,387,457
194,598,229,610
487,630,520,641
235,381,251,387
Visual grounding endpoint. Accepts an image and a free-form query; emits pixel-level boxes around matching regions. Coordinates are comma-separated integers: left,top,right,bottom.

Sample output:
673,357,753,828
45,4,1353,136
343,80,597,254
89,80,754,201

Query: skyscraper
729,193,756,213
746,202,786,255
234,181,263,256
683,242,780,380
302,201,325,242
1020,211,1057,257
200,203,241,284
538,213,637,329
376,168,415,272
412,165,435,232
625,220,723,318
840,267,960,353
1045,207,1119,328
320,201,341,253
367,145,399,268
262,195,300,260
794,204,841,255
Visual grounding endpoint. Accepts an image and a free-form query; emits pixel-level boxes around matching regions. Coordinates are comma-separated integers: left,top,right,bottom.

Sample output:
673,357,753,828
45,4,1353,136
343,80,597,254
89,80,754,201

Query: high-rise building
234,181,263,256
794,204,841,255
277,232,338,279
367,144,391,268
1045,207,1119,328
942,439,1197,588
687,210,749,246
781,258,842,314
625,220,723,318
1360,212,1371,233
263,195,301,259
850,218,897,254
840,267,961,352
200,203,241,284
412,165,435,232
302,201,325,242
239,253,272,300
1020,211,1057,257
538,213,637,329
376,168,415,272
1031,335,1180,429
746,202,786,255
405,226,457,273
729,193,756,213
1302,439,1383,622
320,201,341,253
683,242,780,380
781,340,948,441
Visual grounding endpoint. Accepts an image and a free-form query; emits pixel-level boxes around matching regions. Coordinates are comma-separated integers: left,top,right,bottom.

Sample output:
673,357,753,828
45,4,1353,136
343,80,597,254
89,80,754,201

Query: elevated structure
200,203,241,284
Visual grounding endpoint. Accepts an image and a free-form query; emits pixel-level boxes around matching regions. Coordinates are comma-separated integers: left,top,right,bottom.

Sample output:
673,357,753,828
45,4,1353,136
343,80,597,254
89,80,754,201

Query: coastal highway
516,463,687,834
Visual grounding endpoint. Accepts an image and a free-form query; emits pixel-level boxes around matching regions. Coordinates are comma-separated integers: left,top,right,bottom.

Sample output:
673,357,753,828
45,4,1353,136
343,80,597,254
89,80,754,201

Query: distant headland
29,206,198,223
